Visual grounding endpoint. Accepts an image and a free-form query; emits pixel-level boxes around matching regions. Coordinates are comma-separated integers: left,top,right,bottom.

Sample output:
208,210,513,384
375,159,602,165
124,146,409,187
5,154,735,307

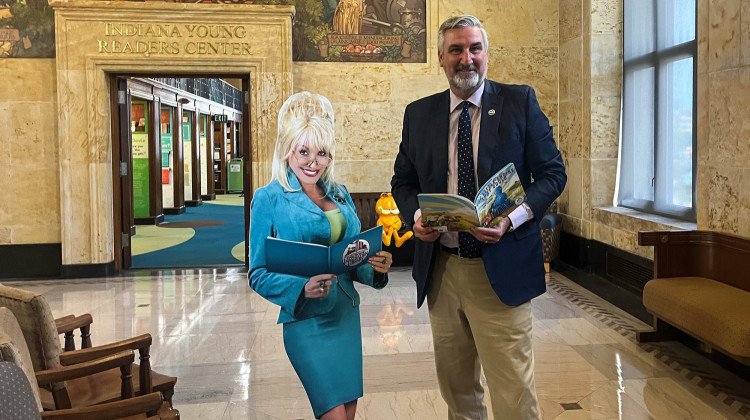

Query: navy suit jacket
391,80,566,308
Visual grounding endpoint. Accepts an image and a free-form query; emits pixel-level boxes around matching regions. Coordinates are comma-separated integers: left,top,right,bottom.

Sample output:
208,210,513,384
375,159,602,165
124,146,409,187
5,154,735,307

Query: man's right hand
413,217,440,242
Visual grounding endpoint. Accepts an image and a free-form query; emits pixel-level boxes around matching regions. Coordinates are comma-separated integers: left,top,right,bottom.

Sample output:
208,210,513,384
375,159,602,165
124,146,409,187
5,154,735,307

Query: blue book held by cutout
264,226,383,277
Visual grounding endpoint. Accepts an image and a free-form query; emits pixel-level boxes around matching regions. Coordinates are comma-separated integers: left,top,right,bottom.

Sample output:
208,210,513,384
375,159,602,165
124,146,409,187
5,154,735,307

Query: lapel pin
488,109,496,116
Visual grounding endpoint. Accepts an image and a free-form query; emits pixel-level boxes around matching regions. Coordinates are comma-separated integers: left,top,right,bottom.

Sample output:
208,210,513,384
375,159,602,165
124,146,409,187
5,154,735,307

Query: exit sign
212,114,228,123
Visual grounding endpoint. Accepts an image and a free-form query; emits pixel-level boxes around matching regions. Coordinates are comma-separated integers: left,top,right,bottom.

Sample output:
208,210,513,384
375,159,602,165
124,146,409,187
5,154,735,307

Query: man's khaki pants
427,250,541,420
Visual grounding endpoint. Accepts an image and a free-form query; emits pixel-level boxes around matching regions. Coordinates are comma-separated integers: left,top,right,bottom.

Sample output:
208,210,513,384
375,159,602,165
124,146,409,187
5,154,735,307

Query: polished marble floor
3,268,750,419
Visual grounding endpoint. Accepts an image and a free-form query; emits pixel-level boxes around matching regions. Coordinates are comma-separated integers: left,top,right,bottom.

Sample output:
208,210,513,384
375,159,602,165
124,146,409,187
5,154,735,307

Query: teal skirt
283,284,363,418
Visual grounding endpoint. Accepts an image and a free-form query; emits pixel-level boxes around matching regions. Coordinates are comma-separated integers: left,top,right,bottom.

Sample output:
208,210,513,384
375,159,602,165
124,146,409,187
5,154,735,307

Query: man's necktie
457,101,482,258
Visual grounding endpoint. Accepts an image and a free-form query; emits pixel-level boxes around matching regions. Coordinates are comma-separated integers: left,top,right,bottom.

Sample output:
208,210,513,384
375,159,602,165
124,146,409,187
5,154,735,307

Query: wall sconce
177,97,191,104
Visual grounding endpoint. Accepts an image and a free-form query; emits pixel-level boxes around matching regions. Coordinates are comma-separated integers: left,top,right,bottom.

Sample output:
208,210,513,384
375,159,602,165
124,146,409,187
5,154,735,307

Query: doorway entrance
50,1,292,275
111,75,252,270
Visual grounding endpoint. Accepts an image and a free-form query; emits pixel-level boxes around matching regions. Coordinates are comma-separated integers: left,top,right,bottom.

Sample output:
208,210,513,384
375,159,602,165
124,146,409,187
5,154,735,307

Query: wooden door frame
112,74,252,270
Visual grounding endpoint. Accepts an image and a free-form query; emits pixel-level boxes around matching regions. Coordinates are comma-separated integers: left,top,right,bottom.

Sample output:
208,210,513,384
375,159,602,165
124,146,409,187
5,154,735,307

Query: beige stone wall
9,0,748,266
558,0,693,259
0,59,61,245
700,0,750,238
292,0,560,193
559,0,750,260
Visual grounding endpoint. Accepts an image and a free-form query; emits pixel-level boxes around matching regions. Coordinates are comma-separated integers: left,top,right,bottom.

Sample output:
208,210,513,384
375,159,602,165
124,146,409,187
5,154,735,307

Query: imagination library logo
98,23,252,56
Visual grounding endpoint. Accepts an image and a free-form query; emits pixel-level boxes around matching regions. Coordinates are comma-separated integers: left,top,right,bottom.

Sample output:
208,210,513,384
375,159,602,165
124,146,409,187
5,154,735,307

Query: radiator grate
606,251,653,292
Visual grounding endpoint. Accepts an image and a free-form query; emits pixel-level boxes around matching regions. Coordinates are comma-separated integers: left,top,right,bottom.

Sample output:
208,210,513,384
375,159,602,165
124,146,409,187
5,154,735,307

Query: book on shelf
418,162,527,232
264,226,383,277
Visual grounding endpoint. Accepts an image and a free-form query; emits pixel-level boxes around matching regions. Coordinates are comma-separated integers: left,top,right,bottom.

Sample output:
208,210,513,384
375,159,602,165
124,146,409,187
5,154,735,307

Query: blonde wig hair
271,92,340,195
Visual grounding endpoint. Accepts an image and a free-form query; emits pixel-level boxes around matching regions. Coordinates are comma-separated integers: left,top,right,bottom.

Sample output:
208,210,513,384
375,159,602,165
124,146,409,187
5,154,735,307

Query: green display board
132,132,150,218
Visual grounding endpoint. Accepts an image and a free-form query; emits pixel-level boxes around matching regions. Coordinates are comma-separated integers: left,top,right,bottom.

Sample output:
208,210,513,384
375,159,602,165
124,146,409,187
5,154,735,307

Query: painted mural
0,0,54,58
290,0,426,62
0,0,426,62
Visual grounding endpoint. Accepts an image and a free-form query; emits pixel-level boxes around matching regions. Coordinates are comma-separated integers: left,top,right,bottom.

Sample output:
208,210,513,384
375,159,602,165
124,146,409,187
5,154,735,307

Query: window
618,0,696,221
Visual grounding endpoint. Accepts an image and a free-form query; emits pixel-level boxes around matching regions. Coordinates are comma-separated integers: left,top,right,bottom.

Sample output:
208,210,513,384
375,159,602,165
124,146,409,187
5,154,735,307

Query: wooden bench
637,230,750,365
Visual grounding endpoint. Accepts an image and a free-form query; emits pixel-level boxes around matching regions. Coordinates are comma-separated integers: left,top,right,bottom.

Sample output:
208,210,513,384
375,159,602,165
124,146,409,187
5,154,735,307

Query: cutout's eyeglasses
294,150,331,167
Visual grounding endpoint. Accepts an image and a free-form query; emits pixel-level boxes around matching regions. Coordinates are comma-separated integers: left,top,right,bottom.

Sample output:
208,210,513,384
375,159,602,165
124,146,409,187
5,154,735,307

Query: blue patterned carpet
131,201,245,268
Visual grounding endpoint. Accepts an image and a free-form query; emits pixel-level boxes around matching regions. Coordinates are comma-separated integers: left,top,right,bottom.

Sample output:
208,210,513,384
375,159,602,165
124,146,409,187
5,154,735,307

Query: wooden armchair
55,313,93,351
0,283,177,414
0,308,177,419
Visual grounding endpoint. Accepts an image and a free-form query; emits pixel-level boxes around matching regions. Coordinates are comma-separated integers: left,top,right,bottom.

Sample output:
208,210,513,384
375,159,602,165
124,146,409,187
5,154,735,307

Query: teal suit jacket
249,174,385,323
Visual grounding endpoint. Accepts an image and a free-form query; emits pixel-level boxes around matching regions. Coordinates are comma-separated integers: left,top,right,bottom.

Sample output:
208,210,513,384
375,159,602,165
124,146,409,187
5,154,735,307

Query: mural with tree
0,0,426,62
0,0,54,58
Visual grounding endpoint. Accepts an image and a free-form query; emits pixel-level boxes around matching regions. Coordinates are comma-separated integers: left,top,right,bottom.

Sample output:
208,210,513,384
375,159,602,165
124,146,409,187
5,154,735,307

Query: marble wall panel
697,0,709,75
7,162,61,244
591,220,614,246
0,102,10,167
696,73,709,167
0,60,60,246
590,96,619,159
590,158,616,208
560,38,583,102
534,0,559,46
581,219,591,238
559,98,584,159
487,46,558,104
293,63,392,104
612,228,639,255
706,166,740,233
545,102,559,132
0,59,56,103
0,226,10,244
9,103,58,162
0,161,10,226
389,73,447,108
590,0,622,35
567,158,583,218
590,33,622,98
708,0,741,72
557,169,570,215
335,160,394,193
562,213,583,237
739,168,750,238
560,0,583,42
438,0,534,47
696,162,710,230
582,158,591,221
337,102,402,161
708,67,750,167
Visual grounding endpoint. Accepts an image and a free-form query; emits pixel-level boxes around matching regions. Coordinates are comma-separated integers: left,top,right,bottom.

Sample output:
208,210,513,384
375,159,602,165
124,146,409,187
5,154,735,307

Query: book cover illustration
264,226,383,277
419,162,527,232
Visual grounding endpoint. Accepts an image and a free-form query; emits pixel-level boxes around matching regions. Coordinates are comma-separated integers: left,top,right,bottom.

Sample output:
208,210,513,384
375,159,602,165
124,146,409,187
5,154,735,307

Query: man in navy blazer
391,15,566,420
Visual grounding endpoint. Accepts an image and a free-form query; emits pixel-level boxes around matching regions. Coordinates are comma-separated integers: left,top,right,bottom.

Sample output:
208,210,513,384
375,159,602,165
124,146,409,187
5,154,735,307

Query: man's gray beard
448,70,485,92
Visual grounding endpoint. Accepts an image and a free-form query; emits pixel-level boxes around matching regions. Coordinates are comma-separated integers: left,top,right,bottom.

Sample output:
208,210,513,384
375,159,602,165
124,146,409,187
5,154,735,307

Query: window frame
619,0,697,221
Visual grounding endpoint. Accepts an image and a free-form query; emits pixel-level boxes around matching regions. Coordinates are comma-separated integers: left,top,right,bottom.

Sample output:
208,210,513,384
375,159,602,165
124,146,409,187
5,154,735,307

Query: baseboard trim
135,215,164,225
185,200,203,207
60,261,116,279
0,243,62,279
559,231,653,293
164,206,186,215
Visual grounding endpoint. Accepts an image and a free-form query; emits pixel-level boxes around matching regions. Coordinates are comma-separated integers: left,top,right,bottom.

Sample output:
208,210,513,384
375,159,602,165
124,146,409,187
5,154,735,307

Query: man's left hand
469,217,512,244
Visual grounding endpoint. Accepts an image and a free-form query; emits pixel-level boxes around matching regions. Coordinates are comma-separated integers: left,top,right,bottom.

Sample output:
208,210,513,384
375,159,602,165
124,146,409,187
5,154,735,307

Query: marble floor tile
2,268,749,419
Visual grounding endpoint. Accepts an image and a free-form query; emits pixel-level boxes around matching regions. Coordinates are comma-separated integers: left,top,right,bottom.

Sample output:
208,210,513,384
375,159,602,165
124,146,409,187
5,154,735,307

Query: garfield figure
376,192,413,247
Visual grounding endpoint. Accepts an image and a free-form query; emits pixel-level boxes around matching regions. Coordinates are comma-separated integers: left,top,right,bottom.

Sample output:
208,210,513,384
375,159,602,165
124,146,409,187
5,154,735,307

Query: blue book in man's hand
264,226,383,277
